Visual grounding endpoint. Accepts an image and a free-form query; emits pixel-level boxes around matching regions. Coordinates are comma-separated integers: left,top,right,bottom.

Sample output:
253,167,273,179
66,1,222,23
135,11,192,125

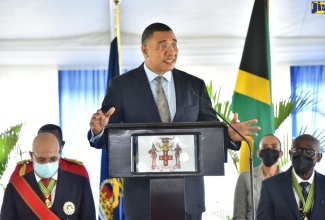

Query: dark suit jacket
87,64,240,216
0,169,96,220
256,166,325,220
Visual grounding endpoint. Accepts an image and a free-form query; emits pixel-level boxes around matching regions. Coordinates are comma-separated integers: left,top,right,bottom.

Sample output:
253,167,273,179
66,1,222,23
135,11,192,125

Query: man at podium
88,22,260,220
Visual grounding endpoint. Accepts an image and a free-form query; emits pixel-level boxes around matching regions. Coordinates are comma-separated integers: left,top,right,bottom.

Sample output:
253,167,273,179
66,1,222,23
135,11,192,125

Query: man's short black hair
38,124,63,141
141,22,173,44
293,134,320,151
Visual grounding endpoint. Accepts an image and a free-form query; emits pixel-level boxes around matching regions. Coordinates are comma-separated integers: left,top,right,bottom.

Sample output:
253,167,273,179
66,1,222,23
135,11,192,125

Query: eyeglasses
158,43,179,51
31,152,59,164
289,147,321,159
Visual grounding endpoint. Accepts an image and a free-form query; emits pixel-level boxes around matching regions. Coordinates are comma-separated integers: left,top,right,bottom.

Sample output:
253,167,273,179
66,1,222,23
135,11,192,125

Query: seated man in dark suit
10,124,90,182
256,134,325,220
1,132,96,219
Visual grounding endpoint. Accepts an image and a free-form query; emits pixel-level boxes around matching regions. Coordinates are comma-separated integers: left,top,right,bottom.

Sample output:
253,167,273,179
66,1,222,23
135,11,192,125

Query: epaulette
16,159,32,165
63,157,84,165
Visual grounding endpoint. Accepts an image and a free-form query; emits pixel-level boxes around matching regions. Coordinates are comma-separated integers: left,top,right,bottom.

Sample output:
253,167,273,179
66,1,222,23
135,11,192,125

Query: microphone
189,87,255,220
189,88,250,143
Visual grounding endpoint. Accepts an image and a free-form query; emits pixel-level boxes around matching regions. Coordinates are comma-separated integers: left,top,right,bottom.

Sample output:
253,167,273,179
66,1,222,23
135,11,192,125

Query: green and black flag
232,0,274,170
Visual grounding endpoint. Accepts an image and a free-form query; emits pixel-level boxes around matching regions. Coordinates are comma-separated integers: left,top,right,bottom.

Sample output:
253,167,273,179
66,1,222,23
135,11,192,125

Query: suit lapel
311,171,325,218
280,168,301,219
24,172,44,200
172,70,186,122
130,65,161,121
52,169,65,207
254,166,263,196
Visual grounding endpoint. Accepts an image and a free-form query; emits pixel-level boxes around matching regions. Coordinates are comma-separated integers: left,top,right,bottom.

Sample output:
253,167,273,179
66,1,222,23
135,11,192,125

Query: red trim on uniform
11,176,60,220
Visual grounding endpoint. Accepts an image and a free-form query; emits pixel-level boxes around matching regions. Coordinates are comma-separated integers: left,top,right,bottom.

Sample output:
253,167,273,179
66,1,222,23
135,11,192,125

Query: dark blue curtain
290,65,325,137
58,64,129,220
58,69,108,219
99,37,125,220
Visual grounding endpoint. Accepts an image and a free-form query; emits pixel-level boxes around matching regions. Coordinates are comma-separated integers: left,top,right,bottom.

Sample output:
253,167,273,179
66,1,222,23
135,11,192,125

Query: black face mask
292,153,315,175
259,148,280,167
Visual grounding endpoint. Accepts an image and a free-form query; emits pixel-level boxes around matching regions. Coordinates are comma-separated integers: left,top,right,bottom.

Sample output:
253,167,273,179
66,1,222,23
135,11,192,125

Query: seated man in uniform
1,132,96,219
10,124,90,181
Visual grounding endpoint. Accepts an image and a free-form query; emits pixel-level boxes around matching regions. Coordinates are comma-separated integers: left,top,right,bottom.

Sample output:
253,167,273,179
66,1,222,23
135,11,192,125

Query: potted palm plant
0,123,23,182
206,81,325,170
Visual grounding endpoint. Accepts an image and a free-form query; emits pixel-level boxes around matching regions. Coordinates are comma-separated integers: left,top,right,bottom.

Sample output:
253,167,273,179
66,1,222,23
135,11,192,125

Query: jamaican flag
232,0,274,170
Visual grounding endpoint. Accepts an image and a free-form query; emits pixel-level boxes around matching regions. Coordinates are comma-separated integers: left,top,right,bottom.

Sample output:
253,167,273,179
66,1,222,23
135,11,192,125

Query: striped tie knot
300,182,310,200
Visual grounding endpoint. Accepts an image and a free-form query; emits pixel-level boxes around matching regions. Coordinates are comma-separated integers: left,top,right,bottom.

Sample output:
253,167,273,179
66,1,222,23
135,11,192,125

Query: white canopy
0,0,324,67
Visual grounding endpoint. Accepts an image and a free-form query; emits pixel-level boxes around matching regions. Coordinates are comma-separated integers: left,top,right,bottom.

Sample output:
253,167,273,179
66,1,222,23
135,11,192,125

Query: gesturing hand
90,107,115,136
228,113,260,142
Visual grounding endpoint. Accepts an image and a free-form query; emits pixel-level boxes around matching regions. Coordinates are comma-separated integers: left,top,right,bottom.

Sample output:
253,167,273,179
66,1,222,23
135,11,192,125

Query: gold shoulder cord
63,157,84,165
19,164,27,176
17,159,32,176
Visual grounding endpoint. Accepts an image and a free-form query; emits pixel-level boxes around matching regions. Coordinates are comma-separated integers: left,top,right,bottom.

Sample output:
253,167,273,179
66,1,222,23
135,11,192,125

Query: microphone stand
248,143,254,220
189,88,255,220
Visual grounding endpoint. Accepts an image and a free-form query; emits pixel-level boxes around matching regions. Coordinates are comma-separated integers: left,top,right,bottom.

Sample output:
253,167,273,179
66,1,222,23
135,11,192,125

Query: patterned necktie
155,76,170,123
299,182,310,220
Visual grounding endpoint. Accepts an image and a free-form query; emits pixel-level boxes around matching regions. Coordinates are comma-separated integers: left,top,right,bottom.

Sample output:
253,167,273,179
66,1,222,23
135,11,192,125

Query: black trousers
124,213,202,220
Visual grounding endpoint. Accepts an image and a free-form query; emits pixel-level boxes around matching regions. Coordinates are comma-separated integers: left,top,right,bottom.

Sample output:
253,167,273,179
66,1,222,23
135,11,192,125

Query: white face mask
34,160,59,178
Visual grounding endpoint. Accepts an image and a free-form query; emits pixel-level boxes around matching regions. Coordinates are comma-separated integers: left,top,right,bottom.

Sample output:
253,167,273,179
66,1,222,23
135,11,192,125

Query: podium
105,121,227,220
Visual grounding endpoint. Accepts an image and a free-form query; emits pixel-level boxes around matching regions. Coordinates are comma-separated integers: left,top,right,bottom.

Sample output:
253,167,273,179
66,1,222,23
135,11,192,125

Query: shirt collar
292,167,315,184
143,63,172,83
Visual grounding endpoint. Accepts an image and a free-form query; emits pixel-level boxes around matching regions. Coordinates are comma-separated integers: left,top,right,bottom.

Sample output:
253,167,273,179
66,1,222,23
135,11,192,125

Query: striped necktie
156,76,170,123
299,182,310,220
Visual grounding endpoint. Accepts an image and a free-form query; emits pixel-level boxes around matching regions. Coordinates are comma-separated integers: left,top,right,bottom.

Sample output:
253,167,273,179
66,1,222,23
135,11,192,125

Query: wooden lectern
105,121,227,220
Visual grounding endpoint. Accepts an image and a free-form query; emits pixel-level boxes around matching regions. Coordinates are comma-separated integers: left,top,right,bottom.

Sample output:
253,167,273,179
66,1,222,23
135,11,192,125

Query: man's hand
90,107,115,136
228,113,260,142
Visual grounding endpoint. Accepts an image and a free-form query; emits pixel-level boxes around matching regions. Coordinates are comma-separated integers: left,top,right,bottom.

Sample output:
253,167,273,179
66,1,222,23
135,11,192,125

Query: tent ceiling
0,0,324,67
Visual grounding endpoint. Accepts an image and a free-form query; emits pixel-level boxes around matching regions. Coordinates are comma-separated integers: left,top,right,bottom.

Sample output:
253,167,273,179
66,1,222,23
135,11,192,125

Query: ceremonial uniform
9,158,90,182
1,169,95,220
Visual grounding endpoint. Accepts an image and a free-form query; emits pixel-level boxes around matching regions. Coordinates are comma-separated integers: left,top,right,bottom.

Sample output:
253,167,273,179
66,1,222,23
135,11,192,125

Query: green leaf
0,123,23,179
207,82,325,170
274,92,325,131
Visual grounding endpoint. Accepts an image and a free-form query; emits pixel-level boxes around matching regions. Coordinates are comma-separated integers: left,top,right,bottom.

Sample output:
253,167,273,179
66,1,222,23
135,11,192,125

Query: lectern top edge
105,121,226,178
105,121,228,130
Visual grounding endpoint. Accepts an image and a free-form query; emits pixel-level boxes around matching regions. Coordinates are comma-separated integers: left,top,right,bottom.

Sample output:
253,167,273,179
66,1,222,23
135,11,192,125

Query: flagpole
112,0,122,75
